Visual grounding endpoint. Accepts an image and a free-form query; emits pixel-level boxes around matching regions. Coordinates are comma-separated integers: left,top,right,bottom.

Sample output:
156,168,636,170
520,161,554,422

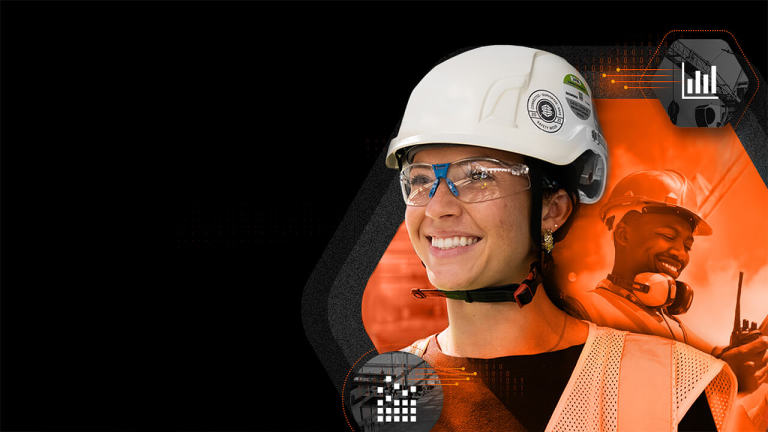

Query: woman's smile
427,233,482,257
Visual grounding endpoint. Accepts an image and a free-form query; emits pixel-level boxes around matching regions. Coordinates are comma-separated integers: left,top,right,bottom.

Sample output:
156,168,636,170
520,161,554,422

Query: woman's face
404,145,534,291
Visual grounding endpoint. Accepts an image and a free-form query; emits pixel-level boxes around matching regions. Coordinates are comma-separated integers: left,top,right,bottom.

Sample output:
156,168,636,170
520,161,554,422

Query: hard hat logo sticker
563,74,589,96
527,90,564,133
563,74,592,121
538,100,556,121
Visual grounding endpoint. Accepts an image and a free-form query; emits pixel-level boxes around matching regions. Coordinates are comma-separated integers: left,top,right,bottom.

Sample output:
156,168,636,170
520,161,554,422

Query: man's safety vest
402,323,737,431
564,279,716,355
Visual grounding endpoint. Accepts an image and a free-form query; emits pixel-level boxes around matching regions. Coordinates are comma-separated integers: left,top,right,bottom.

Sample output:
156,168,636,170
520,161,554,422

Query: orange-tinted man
564,170,767,402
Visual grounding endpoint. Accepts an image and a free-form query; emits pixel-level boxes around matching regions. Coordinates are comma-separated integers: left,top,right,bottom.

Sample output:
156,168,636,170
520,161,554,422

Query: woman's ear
541,190,573,232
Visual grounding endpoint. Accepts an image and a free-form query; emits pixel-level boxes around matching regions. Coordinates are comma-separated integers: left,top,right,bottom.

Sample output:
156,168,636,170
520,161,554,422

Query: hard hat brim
603,201,712,236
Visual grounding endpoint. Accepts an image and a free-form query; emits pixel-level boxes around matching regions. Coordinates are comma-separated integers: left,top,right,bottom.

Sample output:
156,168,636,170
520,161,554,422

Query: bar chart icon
681,62,718,100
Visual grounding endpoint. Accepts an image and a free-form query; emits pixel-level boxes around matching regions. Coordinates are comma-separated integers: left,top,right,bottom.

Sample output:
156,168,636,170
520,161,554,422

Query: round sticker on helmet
527,90,564,133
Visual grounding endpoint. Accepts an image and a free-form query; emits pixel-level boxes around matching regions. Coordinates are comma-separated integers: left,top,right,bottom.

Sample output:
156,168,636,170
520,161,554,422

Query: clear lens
399,158,530,206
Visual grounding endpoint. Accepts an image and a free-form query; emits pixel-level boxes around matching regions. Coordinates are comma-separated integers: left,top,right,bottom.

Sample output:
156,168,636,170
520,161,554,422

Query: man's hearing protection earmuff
605,272,693,315
666,280,694,315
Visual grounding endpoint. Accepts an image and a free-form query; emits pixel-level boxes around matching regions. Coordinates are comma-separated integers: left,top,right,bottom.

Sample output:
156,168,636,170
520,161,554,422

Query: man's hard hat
600,170,712,236
385,45,608,204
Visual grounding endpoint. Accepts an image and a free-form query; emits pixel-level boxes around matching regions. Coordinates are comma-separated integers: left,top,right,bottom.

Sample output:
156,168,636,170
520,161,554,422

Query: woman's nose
424,179,462,219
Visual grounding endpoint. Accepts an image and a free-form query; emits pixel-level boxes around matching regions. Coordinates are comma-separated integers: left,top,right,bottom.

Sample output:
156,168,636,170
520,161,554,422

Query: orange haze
362,99,768,352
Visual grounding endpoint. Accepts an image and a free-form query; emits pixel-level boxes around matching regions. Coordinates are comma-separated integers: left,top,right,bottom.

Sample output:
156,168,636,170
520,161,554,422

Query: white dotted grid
375,375,418,423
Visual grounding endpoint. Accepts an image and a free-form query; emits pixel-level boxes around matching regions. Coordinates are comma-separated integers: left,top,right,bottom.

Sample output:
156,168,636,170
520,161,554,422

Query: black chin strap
411,262,541,307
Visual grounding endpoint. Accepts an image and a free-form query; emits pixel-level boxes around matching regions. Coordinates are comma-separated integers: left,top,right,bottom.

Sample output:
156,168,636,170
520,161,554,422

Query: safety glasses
399,157,531,206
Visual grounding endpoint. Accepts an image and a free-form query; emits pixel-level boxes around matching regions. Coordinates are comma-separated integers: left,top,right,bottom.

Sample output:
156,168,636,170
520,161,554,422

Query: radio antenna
731,271,744,343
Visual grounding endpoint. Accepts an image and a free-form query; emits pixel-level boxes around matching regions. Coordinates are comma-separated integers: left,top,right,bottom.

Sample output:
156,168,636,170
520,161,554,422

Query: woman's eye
470,169,492,181
410,175,432,186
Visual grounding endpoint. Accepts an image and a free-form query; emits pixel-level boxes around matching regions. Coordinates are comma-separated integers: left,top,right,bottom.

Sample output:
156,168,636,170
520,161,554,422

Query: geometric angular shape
645,33,758,129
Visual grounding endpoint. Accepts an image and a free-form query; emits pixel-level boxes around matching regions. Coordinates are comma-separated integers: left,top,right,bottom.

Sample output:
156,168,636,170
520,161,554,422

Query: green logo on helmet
563,74,589,96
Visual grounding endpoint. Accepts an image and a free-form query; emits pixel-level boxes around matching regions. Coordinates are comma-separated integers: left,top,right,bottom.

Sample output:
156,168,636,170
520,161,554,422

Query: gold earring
542,229,554,254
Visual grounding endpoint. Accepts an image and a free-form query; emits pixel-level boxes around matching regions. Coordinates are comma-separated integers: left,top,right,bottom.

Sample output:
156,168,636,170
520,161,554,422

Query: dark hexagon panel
649,37,755,128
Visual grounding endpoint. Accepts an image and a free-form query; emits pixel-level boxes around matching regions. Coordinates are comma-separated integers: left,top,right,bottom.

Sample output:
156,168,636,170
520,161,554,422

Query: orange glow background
362,99,768,352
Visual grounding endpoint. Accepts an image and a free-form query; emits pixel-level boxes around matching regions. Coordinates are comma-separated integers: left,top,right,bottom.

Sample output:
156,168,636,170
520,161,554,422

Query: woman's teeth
431,236,479,249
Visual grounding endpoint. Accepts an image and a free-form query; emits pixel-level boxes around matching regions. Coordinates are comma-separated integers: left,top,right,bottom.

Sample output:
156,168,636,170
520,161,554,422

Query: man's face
619,211,694,279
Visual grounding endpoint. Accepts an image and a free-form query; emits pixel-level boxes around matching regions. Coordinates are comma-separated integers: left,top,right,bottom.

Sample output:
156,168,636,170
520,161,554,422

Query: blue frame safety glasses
399,157,531,206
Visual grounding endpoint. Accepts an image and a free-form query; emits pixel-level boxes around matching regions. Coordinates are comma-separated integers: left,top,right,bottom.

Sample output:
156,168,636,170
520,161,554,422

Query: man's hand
719,336,768,393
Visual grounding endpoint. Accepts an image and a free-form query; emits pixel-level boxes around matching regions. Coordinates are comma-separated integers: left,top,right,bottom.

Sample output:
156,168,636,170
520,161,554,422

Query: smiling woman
381,45,742,431
405,147,535,294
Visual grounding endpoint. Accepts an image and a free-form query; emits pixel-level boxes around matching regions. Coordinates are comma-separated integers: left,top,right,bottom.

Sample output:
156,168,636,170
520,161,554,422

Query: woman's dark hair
524,156,581,312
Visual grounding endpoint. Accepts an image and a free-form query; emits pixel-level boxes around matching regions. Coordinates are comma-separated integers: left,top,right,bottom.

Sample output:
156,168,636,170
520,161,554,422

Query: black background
2,1,766,431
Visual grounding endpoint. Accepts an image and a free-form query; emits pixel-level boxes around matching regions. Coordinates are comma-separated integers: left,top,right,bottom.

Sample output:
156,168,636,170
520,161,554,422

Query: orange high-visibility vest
403,323,737,431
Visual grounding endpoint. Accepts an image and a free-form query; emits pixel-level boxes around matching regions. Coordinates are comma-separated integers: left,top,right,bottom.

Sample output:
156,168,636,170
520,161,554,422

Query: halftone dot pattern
550,327,624,432
673,341,711,419
703,369,735,431
669,342,738,431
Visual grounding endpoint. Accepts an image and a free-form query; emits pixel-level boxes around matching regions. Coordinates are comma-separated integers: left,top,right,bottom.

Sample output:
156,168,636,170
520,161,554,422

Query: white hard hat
386,45,608,204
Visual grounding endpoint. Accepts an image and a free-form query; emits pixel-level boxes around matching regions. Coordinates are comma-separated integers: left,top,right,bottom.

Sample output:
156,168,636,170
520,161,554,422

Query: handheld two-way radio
716,272,768,393
716,272,767,359
725,272,763,351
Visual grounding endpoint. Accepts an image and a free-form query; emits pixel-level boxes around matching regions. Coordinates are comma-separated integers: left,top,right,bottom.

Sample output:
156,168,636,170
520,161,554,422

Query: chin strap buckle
513,263,539,307
513,283,534,307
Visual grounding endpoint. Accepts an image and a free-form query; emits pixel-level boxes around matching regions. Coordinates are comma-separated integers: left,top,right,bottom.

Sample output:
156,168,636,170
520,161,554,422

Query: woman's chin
427,269,475,292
